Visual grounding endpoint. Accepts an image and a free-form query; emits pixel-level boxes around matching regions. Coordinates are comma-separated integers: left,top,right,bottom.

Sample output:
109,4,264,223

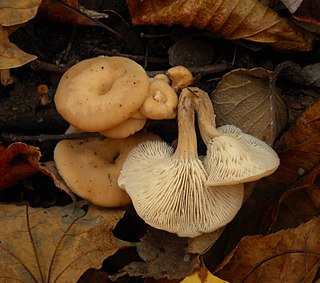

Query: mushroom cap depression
54,132,160,207
118,89,244,237
54,56,150,132
192,87,280,186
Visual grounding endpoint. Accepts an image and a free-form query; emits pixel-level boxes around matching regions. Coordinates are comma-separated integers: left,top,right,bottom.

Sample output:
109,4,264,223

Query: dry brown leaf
127,0,316,51
268,164,320,231
211,68,287,145
114,228,200,280
0,142,41,190
0,202,125,282
0,26,37,70
0,0,42,26
215,216,320,283
293,0,320,26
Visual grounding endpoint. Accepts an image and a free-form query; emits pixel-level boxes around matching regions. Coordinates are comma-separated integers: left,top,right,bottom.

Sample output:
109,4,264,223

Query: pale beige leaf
0,203,124,283
215,217,320,283
211,68,287,145
0,0,42,26
0,26,37,69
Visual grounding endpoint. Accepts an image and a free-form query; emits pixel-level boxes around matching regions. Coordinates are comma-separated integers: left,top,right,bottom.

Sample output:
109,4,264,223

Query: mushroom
118,88,244,237
192,87,280,186
166,66,193,91
54,56,150,132
100,117,147,139
139,79,178,120
54,132,160,207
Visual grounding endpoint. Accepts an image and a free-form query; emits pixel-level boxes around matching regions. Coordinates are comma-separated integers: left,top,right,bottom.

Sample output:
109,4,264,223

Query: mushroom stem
191,87,221,144
174,88,198,158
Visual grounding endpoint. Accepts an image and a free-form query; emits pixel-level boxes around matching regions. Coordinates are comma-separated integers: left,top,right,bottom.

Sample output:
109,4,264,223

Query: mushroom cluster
119,88,280,237
54,56,191,138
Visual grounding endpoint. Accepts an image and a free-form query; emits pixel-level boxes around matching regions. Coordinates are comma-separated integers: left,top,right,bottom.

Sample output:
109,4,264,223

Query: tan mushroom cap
192,87,280,186
166,66,193,90
54,132,160,207
119,89,244,237
100,117,147,138
139,79,178,120
54,56,150,132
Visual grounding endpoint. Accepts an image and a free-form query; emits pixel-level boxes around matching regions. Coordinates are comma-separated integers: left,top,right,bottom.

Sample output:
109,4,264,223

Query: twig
2,132,103,142
28,60,69,73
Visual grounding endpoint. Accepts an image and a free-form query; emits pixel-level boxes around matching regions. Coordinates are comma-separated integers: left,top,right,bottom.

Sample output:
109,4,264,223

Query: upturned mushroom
54,56,150,132
54,132,160,207
118,88,244,237
191,87,280,186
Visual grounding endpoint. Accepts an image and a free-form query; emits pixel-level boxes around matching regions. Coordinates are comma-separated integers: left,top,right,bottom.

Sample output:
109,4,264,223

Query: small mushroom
54,132,160,207
118,88,244,237
54,56,150,132
166,66,193,91
139,79,178,120
192,87,280,186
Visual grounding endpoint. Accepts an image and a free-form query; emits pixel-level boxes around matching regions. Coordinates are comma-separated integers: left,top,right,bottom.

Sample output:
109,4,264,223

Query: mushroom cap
203,125,280,186
166,66,193,90
139,79,178,120
100,117,147,138
54,56,150,132
118,140,244,237
54,132,160,207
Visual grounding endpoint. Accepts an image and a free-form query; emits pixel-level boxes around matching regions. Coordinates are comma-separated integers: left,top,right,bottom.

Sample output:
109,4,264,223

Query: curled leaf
127,0,316,51
0,142,41,190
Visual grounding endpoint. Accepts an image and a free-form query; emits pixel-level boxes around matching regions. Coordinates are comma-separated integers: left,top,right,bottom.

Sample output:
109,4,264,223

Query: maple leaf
0,202,125,282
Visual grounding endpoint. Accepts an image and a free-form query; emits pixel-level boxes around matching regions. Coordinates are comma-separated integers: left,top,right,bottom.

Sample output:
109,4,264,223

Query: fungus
54,56,150,132
192,87,280,186
54,132,160,207
100,117,147,138
118,88,244,237
139,79,178,120
166,66,193,91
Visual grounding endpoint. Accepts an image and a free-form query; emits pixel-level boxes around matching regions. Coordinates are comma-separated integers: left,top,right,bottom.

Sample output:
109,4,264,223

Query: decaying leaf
211,68,287,145
181,266,228,283
0,202,125,282
127,0,316,51
215,216,320,283
0,142,41,190
0,0,42,26
293,0,320,26
0,26,37,70
114,228,200,280
270,164,320,232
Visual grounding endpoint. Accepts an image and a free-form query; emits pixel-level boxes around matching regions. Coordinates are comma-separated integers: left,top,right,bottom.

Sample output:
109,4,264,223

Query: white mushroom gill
192,87,280,187
118,88,244,237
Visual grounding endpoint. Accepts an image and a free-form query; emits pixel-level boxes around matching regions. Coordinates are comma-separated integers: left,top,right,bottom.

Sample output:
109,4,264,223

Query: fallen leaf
280,0,303,13
293,0,320,26
211,68,287,145
0,142,41,190
0,26,37,70
113,228,200,280
278,61,320,87
215,216,320,283
0,202,125,282
39,161,77,203
181,266,228,283
269,164,320,232
127,0,316,51
0,0,42,26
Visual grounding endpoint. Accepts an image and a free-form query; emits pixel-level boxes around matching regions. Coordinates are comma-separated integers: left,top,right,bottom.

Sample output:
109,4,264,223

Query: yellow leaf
0,26,37,70
0,0,42,26
180,267,229,283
